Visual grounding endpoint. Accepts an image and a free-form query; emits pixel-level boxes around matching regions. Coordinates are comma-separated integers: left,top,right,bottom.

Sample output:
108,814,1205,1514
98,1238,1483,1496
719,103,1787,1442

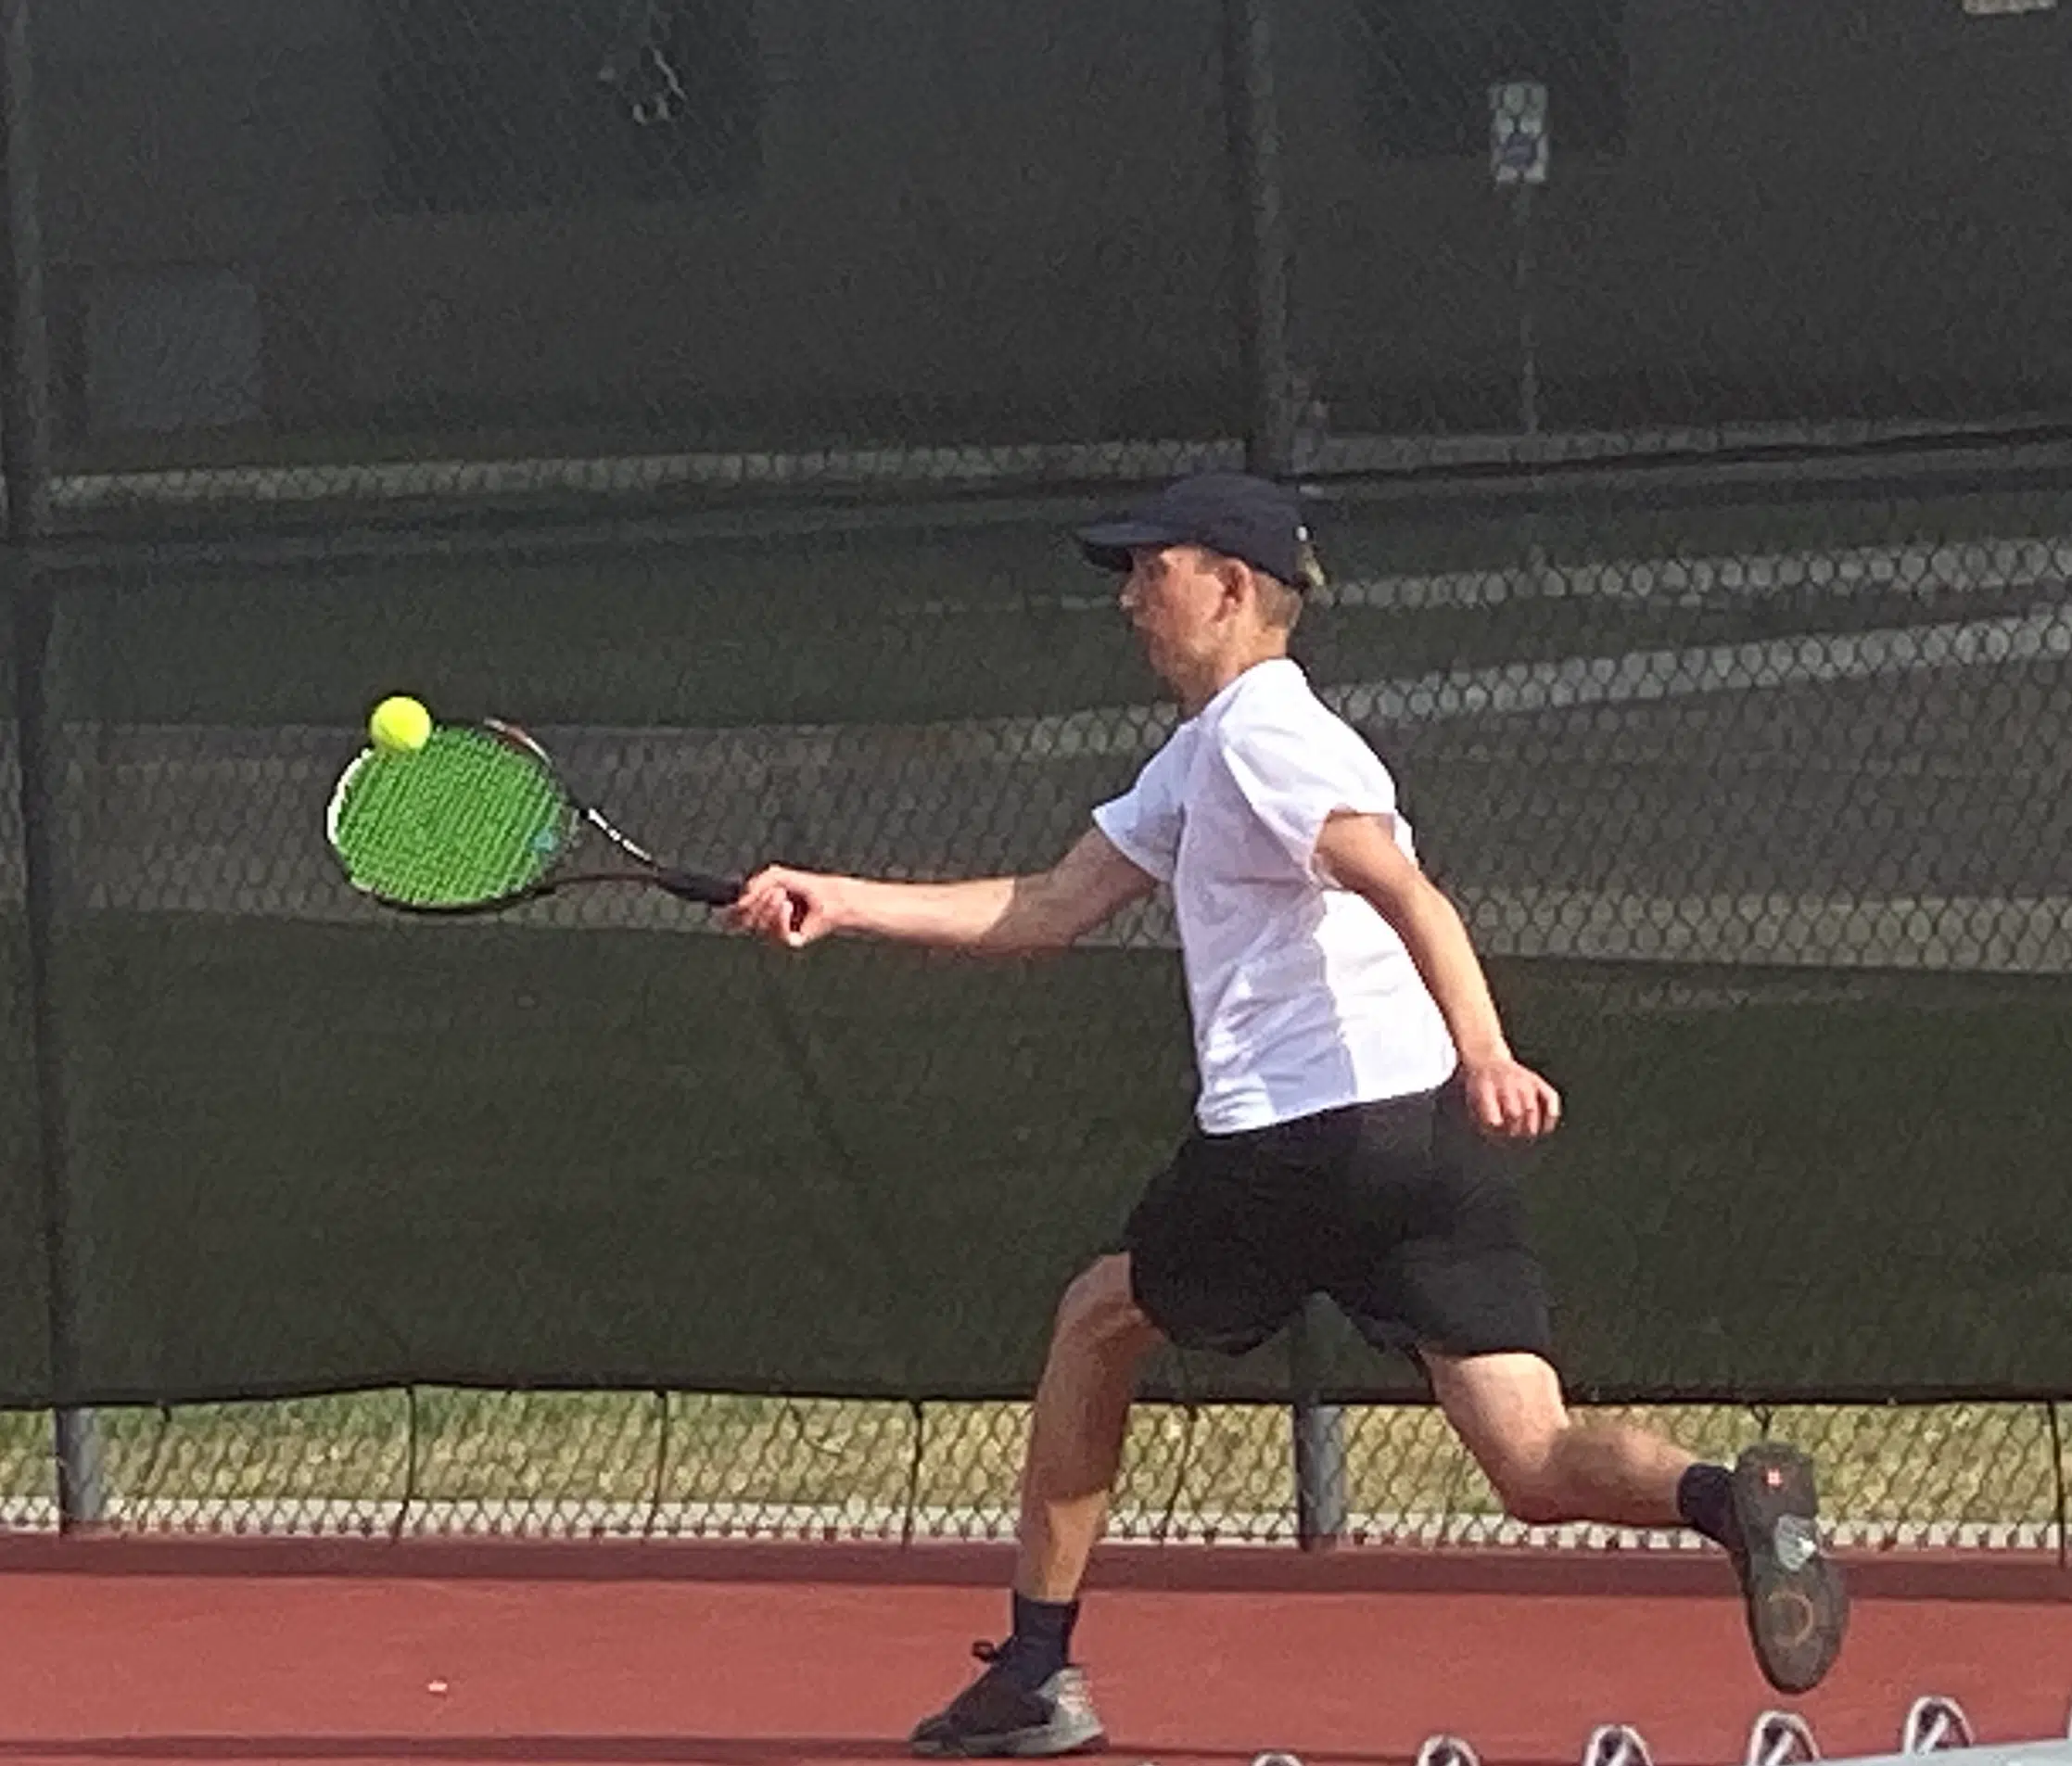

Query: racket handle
655,870,744,907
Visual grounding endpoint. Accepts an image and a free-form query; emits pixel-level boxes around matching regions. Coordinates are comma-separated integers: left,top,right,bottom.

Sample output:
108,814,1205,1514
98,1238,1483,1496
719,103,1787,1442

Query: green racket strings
329,726,567,908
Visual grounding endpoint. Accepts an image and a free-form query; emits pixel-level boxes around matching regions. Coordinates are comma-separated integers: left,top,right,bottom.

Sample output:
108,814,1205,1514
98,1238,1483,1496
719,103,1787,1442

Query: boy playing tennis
730,472,1848,1757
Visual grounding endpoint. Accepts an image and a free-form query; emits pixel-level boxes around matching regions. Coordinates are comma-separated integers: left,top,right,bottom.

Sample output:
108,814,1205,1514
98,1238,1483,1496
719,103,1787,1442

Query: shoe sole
911,1722,1106,1759
1731,1442,1850,1695
909,1661,1107,1760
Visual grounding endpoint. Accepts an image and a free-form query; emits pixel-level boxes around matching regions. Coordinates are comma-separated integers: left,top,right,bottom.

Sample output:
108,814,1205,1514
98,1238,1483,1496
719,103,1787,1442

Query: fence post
1224,0,1347,1550
1289,1295,1347,1548
2049,1402,2066,1571
1224,0,1296,479
0,0,105,1530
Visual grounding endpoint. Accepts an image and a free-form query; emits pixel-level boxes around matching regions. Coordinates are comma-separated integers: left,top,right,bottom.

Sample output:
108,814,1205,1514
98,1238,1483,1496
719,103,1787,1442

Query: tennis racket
325,717,743,916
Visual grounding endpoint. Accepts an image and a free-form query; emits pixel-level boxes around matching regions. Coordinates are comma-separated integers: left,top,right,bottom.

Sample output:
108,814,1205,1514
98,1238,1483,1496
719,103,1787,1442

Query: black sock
999,1593,1078,1688
1677,1462,1744,1554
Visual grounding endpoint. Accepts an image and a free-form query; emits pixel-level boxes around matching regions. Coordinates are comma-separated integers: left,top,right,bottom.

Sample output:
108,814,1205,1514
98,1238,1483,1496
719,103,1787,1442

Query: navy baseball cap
1077,472,1323,591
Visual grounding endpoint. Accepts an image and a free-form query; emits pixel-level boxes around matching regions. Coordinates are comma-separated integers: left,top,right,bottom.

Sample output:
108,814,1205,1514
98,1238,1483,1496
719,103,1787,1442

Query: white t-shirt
1092,657,1458,1134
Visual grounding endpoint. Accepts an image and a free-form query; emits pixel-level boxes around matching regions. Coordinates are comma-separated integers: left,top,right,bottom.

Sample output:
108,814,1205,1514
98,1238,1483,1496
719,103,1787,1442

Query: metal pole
1515,178,1551,589
2049,1402,2066,1571
1225,0,1347,1550
1514,181,1539,438
1288,1295,1347,1548
0,0,45,537
1225,0,1297,478
1503,103,1549,590
0,0,105,1529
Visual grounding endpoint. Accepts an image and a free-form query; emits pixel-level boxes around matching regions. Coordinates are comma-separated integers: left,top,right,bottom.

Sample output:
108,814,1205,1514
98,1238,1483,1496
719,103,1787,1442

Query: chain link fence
43,0,1239,514
6,0,2072,1551
7,473,2072,1546
39,0,2072,513
0,1396,2062,1550
1301,0,2072,446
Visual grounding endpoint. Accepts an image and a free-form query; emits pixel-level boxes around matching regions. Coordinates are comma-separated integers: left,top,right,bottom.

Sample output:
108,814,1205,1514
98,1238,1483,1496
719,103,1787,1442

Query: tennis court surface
4,1537,2068,1766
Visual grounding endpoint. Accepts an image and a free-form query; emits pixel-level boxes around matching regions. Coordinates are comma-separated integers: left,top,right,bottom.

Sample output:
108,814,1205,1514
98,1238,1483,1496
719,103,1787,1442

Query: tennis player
730,472,1849,1756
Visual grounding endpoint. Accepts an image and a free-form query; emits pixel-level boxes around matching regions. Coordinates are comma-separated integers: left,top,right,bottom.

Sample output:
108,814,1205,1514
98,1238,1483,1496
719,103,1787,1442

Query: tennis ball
369,694,432,755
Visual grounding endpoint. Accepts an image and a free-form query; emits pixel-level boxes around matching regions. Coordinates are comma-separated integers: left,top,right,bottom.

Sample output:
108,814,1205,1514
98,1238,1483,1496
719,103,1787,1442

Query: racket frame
326,716,743,915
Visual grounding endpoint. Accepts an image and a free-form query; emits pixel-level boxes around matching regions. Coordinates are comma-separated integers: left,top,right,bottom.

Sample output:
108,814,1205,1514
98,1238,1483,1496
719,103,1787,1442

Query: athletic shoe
1729,1442,1850,1694
910,1641,1107,1758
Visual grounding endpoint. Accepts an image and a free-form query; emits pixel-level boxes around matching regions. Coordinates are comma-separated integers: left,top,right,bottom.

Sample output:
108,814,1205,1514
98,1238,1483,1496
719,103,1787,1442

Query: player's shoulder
1216,660,1376,756
1216,657,1324,724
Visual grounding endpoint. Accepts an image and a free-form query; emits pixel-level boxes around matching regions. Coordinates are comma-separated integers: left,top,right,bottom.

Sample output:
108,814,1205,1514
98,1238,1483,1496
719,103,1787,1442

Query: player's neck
1174,638,1290,717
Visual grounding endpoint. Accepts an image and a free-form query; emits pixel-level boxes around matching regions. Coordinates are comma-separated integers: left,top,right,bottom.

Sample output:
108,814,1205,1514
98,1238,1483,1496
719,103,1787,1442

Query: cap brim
1075,518,1183,572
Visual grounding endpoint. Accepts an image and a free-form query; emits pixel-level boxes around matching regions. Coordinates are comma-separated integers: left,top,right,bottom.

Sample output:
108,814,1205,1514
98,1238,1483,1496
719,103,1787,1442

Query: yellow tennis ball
369,694,432,755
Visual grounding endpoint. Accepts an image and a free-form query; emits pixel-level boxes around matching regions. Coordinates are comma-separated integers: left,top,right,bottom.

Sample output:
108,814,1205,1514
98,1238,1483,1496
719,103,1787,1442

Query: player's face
1117,545,1227,690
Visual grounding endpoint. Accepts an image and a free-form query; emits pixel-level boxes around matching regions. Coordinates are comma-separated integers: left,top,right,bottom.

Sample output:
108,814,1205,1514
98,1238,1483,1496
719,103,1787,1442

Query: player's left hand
1460,1053,1562,1141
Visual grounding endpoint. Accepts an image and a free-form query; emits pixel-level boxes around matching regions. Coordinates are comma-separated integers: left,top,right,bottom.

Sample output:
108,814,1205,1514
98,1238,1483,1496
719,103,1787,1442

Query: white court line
967,603,2072,760
36,603,2066,779
1316,534,2072,612
1334,602,2072,721
1453,891,2072,975
5,607,2062,967
51,600,2072,775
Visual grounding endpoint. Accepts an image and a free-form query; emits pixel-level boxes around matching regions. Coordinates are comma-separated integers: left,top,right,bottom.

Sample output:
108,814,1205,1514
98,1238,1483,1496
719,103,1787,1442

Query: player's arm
729,825,1157,955
1313,809,1560,1141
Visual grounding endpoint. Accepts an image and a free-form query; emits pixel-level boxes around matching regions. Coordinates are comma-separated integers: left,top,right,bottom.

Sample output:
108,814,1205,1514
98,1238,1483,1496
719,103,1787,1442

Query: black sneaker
1729,1442,1850,1694
909,1642,1107,1758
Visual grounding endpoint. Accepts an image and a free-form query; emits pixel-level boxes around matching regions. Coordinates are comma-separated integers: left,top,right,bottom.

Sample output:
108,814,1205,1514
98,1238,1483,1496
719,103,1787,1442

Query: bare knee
1483,1448,1576,1526
1050,1254,1161,1364
1425,1350,1577,1525
1457,1415,1575,1525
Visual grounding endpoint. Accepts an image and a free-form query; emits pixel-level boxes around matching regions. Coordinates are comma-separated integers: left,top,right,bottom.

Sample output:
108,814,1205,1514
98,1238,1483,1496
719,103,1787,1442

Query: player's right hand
730,866,842,948
1460,1052,1562,1141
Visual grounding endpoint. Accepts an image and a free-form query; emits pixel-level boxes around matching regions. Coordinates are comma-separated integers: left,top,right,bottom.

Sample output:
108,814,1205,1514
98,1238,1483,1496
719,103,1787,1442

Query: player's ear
1214,554,1252,611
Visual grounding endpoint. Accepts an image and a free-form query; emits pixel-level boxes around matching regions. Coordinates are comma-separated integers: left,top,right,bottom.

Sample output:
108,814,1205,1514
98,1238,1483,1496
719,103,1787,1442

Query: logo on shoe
1773,1514,1821,1572
1052,1675,1095,1721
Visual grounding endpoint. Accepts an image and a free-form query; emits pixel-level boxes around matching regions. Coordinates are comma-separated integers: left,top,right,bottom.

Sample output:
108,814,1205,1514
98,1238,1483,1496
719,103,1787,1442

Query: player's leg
1347,1077,1722,1533
1016,1252,1166,1600
1425,1348,1848,1694
1325,1077,1847,1696
913,1125,1303,1758
910,1253,1162,1758
1420,1346,1694,1526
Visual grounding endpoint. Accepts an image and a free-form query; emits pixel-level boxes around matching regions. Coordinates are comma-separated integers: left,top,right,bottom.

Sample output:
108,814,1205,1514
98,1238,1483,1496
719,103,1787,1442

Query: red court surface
2,1538,2068,1766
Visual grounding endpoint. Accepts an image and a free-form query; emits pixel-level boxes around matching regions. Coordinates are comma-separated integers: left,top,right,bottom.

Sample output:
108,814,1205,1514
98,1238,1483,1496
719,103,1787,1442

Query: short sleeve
1091,731,1192,884
1217,716,1397,879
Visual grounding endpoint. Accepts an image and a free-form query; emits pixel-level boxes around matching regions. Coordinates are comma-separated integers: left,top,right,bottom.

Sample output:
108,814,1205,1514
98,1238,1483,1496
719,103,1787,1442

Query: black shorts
1121,1078,1555,1362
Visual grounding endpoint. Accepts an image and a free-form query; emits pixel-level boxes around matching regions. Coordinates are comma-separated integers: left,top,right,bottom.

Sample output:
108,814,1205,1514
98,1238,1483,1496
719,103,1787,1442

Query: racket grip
655,871,744,908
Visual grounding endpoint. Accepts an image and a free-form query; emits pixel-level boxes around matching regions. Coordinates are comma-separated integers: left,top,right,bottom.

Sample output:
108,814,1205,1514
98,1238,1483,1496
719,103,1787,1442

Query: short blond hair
1257,572,1303,631
1192,542,1316,631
